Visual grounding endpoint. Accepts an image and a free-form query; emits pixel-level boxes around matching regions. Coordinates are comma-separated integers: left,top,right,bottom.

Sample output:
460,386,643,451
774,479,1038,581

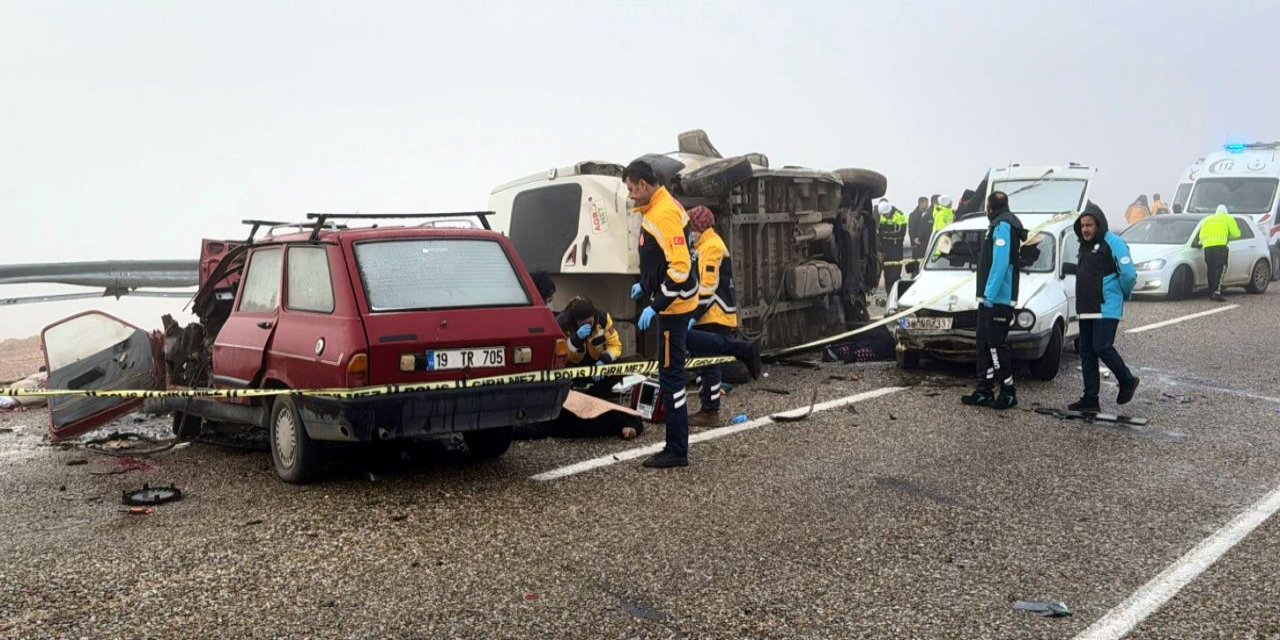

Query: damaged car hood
899,272,1050,312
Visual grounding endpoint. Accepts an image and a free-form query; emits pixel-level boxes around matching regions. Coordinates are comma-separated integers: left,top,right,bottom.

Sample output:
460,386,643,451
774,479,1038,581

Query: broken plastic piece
1013,600,1072,617
729,414,749,425
121,483,182,506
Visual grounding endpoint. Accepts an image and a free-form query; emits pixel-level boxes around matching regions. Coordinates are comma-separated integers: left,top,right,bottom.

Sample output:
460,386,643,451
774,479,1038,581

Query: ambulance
1181,142,1280,279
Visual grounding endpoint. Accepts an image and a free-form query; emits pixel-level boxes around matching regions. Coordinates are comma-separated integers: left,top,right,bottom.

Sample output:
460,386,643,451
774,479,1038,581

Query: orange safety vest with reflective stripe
693,228,738,329
636,187,700,315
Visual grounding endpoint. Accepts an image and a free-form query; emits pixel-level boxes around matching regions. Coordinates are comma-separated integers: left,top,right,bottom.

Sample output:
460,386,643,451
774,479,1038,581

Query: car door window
1233,217,1254,240
1061,230,1080,271
239,247,283,313
286,246,335,313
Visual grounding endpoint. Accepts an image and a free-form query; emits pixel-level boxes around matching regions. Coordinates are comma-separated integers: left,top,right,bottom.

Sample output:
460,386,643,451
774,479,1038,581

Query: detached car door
42,311,163,441
212,246,282,388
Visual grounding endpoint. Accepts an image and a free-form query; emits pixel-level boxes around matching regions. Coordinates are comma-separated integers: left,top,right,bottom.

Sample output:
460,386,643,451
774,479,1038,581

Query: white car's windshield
1187,177,1278,214
925,230,1055,272
992,179,1088,213
1121,218,1201,245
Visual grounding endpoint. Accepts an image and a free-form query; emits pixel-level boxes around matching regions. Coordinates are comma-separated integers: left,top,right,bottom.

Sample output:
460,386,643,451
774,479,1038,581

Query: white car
888,212,1080,380
886,163,1099,380
1122,214,1271,299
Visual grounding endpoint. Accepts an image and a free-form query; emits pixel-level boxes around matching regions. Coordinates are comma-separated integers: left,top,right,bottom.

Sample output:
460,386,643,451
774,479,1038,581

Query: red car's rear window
354,238,532,312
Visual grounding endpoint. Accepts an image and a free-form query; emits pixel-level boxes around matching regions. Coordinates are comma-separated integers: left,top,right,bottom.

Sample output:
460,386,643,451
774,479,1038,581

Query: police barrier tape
0,356,738,400
3,214,1075,398
769,212,1075,357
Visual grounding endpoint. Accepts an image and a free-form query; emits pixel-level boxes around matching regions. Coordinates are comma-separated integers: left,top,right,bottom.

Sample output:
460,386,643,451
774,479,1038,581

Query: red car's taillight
346,353,369,388
553,339,569,369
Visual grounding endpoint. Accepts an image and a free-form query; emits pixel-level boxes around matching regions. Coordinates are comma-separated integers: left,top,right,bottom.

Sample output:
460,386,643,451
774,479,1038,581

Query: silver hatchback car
1122,214,1271,300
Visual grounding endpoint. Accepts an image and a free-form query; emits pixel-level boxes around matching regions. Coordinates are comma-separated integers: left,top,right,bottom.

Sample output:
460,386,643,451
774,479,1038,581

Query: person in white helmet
932,196,956,234
877,201,908,294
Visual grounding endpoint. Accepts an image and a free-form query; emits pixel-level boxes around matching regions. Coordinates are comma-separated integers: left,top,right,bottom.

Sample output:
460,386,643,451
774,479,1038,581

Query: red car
43,214,571,482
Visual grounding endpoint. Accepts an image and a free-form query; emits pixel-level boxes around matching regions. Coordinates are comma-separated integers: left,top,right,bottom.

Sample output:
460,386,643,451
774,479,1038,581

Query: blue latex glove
688,318,696,331
630,283,644,301
637,306,657,331
575,324,592,340
593,373,604,382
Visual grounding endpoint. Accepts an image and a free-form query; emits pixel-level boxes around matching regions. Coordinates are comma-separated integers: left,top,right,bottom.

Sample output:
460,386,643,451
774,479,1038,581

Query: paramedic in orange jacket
625,159,699,469
684,206,762,427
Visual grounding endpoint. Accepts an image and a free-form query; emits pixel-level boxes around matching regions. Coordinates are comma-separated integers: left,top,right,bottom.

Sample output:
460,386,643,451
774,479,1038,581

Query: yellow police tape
770,211,1075,357
3,214,1076,398
0,356,738,400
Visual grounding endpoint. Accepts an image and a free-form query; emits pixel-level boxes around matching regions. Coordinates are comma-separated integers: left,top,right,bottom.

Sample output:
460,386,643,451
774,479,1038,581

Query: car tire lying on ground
679,156,755,197
464,426,514,459
638,154,685,187
270,395,323,484
1246,259,1271,294
834,168,888,200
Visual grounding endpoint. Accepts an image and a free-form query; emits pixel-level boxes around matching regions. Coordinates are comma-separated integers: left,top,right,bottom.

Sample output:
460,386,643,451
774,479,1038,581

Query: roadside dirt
0,336,43,383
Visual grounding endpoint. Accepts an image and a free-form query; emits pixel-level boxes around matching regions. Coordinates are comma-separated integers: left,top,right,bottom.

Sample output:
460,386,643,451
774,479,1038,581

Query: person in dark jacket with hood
1070,204,1140,412
962,191,1025,410
908,196,931,260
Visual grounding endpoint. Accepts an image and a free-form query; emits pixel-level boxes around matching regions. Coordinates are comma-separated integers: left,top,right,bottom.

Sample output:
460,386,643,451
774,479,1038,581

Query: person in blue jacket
1069,204,1139,412
962,191,1025,410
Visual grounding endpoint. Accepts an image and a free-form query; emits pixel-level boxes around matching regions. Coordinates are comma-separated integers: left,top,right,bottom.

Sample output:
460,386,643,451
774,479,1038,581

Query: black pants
1205,245,1229,295
686,324,750,413
1079,318,1133,400
881,247,904,294
975,304,1014,394
658,314,691,457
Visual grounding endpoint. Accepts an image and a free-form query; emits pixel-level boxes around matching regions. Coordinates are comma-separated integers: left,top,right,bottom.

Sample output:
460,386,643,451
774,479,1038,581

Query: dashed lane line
529,386,906,481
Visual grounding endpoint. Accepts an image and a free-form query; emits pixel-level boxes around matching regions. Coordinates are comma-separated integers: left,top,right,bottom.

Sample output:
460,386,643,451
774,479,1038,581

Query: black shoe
642,450,689,469
992,391,1018,410
1068,397,1101,413
744,339,763,381
1211,293,1226,302
1117,376,1139,405
961,391,995,407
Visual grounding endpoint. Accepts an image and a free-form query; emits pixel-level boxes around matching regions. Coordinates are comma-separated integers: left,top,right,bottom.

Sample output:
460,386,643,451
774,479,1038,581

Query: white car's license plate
426,347,505,371
900,316,953,331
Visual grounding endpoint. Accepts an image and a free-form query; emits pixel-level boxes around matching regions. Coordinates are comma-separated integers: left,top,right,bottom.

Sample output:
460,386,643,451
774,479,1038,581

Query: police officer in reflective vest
932,195,956,234
1199,204,1241,302
962,191,1025,410
625,159,700,469
877,201,908,294
684,206,762,428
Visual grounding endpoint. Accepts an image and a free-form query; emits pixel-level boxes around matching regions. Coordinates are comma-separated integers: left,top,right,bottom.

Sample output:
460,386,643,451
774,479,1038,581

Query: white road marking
529,386,905,481
1074,480,1280,640
1124,304,1239,334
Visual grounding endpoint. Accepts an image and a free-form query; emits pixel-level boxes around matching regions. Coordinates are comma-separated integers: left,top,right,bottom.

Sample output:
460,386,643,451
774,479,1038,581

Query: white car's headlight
1014,309,1036,329
1135,259,1166,272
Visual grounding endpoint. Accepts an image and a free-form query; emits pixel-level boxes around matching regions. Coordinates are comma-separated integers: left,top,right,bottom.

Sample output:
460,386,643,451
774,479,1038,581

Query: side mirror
1172,203,1184,214
1061,262,1078,277
1191,239,1201,249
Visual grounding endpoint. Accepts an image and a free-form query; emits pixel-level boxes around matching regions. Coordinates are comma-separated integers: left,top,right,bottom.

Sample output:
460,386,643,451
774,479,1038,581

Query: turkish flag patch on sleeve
672,236,685,246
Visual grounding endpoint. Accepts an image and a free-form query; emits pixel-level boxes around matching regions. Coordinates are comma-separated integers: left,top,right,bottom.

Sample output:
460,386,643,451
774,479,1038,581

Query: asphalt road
1,285,1278,639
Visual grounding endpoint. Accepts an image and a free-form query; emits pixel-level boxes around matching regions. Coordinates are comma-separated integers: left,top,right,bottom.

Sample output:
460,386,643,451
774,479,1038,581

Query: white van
488,131,886,356
1180,142,1280,279
887,164,1096,380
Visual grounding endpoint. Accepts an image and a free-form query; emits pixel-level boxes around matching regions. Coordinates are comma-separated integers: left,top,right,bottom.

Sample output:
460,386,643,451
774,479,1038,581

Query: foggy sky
2,0,1276,338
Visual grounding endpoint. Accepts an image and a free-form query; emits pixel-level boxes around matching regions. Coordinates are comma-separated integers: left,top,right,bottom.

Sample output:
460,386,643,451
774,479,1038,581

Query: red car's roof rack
304,212,493,241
